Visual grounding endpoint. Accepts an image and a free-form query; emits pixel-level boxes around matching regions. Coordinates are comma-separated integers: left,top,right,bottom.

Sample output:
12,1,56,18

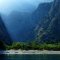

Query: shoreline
0,50,60,54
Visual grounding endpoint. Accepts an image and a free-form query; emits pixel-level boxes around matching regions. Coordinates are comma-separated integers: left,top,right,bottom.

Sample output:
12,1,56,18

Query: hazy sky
0,0,53,15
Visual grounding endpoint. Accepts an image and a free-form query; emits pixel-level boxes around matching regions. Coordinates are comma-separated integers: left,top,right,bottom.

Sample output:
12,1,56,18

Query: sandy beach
0,50,60,54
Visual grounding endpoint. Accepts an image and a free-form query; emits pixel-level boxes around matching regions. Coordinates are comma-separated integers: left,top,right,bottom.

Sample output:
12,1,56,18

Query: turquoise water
0,54,60,60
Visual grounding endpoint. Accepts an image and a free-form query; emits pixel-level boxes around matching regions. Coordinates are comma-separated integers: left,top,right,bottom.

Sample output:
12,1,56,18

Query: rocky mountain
4,11,35,41
32,2,52,24
0,15,12,45
36,0,60,43
3,2,52,42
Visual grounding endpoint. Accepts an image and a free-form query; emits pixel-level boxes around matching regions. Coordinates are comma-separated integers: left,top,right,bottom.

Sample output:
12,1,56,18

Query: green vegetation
4,41,60,51
0,41,6,50
0,40,60,51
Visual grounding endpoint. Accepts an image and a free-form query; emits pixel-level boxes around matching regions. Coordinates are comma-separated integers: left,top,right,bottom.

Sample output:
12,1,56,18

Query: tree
0,41,6,50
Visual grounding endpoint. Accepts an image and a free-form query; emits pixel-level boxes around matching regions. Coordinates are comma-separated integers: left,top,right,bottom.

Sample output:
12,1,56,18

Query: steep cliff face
3,2,52,42
47,0,60,42
32,3,52,24
0,16,12,45
36,0,60,43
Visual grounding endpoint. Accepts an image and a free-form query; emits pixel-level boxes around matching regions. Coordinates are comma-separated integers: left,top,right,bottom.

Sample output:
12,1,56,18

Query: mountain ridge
36,0,60,43
0,15,12,45
2,2,52,42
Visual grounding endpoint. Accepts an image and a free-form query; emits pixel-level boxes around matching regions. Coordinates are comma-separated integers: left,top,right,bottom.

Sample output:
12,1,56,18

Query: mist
0,0,53,15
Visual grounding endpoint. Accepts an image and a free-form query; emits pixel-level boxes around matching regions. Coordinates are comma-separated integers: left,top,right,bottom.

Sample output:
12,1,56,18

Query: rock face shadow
0,15,12,59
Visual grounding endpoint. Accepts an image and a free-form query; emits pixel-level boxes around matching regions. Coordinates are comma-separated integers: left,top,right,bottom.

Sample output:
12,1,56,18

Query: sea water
0,54,60,60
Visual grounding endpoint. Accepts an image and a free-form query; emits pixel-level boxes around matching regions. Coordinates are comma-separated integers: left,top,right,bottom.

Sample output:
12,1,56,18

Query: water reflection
0,54,60,60
0,55,6,60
